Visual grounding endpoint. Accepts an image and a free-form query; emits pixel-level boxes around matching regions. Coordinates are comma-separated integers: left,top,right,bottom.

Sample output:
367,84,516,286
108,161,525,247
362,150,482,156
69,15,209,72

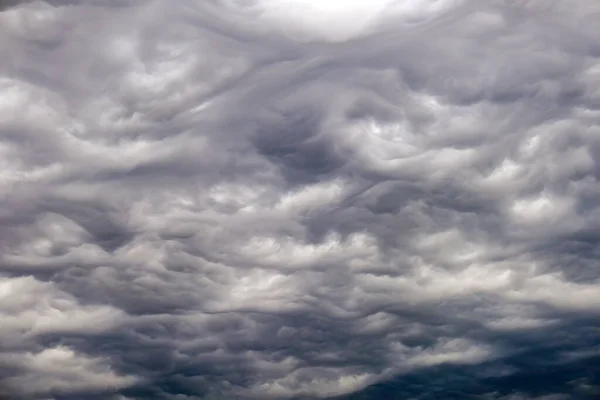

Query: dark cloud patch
253,109,346,185
0,0,23,11
330,354,600,400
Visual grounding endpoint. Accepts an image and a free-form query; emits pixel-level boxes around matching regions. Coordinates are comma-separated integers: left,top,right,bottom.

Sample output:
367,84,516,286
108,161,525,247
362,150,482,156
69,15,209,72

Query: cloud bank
0,0,599,399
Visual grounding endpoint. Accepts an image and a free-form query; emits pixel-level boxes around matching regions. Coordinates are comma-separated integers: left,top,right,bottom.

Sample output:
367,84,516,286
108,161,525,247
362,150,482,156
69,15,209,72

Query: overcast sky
1,0,599,399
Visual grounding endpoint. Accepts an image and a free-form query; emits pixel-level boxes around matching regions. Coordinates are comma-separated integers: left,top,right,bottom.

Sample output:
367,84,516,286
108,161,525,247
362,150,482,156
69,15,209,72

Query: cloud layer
1,0,599,399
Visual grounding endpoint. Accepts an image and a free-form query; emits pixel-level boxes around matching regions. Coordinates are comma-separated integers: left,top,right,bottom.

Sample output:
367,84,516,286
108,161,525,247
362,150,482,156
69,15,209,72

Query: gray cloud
1,0,599,399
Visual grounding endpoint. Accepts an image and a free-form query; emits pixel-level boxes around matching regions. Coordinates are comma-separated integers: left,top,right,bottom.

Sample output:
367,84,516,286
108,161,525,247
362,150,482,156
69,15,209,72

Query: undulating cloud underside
0,0,599,399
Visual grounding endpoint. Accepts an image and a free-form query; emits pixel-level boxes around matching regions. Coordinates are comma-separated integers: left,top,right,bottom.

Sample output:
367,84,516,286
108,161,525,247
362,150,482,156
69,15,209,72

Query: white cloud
4,346,139,396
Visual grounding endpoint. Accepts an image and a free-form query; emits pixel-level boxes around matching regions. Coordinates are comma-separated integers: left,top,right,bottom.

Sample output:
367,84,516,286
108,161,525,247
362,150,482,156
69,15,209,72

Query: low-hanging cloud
1,0,599,399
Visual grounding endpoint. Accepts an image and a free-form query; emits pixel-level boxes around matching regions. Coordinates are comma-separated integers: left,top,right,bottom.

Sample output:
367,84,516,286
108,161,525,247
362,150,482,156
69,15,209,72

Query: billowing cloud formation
1,0,599,399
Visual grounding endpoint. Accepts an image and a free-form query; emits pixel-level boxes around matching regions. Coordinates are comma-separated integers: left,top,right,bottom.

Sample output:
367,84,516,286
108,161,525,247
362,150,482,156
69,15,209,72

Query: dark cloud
1,0,600,399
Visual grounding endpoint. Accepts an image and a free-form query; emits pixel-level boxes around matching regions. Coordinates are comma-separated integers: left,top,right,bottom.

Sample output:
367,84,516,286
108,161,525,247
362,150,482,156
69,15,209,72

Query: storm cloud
0,0,599,399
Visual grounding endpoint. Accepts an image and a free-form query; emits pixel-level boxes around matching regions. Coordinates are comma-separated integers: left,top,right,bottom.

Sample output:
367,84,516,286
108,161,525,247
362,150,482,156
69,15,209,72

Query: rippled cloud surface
1,0,600,399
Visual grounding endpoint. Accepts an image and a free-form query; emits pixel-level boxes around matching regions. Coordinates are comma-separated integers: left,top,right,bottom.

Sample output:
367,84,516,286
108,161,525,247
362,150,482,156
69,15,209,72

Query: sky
0,0,599,399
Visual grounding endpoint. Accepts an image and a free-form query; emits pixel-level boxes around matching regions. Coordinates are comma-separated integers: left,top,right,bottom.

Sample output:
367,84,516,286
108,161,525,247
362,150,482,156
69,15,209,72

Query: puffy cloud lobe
0,0,599,399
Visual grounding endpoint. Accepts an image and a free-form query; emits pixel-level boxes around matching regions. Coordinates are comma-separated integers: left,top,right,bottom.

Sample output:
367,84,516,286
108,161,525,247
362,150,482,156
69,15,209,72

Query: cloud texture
1,0,599,399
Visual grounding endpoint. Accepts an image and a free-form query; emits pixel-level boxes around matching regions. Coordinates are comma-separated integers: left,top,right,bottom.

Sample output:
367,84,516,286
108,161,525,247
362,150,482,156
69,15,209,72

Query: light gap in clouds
235,0,466,41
